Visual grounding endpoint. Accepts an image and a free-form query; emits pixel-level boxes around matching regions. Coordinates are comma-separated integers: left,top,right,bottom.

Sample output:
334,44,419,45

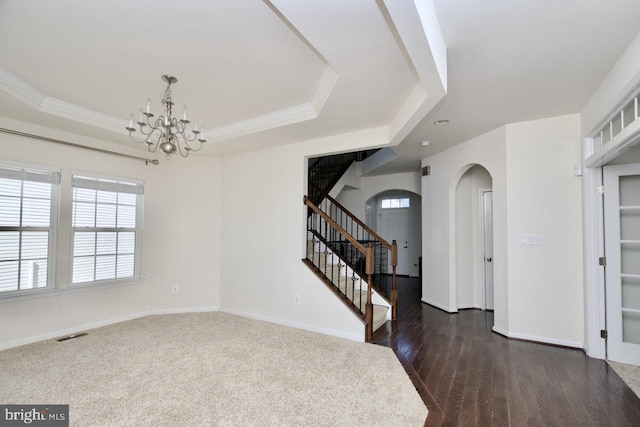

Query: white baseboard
0,306,220,351
457,304,482,310
2,305,367,350
219,307,364,342
421,297,456,313
0,312,148,351
148,306,219,315
492,326,583,349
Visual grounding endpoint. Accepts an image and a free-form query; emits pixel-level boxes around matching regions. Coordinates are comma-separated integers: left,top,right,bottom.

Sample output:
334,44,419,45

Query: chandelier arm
146,137,162,154
176,143,190,158
145,114,162,130
140,117,164,137
128,122,163,144
125,75,206,160
128,130,155,145
172,118,201,148
182,136,204,152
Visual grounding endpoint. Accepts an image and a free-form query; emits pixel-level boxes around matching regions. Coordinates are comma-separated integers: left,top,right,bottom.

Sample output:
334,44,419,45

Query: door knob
486,257,492,262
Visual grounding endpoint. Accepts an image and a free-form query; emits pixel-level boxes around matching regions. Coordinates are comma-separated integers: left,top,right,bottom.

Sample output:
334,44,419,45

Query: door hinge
597,185,605,195
600,329,608,339
599,257,606,266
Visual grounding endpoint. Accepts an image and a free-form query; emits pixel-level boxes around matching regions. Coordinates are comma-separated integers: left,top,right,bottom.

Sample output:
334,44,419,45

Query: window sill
0,277,145,304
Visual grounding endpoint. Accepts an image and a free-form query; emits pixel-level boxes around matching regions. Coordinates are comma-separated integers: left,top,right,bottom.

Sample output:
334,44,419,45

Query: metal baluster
352,268,357,310
315,213,321,268
323,212,328,276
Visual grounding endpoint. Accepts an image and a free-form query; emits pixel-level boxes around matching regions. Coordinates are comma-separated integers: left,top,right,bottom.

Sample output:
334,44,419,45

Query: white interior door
482,190,494,310
380,207,410,275
604,163,640,365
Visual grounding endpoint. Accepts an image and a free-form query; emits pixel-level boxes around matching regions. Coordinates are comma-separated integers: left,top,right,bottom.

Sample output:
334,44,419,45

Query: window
0,162,60,293
71,173,143,284
596,91,639,147
381,197,410,209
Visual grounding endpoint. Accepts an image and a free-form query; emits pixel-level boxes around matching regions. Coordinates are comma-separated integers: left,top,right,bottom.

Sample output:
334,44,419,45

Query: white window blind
71,174,143,284
0,163,60,293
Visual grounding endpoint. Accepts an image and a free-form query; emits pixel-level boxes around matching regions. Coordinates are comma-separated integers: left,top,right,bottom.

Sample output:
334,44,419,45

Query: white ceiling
0,0,639,174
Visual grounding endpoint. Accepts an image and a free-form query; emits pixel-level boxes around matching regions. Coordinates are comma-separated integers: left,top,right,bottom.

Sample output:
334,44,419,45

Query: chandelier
126,75,207,159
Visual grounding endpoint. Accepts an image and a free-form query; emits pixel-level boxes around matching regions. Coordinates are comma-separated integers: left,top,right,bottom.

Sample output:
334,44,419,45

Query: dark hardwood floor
372,277,640,426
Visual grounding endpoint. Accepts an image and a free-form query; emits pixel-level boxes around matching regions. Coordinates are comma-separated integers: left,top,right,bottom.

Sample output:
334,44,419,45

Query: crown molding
39,96,124,132
0,61,338,144
0,66,45,109
206,63,339,142
311,66,339,113
207,102,316,142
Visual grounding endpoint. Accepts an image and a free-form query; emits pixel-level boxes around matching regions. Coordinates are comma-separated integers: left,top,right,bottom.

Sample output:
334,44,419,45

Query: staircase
304,238,389,333
303,193,397,341
303,149,396,341
307,149,379,207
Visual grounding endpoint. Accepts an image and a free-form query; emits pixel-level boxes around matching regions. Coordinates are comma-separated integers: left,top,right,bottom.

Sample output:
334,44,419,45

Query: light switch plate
521,234,543,246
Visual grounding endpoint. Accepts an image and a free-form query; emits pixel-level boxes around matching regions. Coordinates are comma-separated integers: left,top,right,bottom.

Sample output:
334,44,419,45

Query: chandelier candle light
126,75,207,159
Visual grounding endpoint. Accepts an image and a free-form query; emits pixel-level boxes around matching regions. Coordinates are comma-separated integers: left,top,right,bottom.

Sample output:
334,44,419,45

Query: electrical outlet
171,285,179,294
295,295,300,304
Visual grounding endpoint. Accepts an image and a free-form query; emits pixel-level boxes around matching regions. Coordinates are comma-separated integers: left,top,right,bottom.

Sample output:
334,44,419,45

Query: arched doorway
365,190,422,277
454,164,494,311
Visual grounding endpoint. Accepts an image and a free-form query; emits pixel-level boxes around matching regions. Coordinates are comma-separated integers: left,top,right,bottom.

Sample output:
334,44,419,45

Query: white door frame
480,188,494,311
582,77,640,360
583,155,607,359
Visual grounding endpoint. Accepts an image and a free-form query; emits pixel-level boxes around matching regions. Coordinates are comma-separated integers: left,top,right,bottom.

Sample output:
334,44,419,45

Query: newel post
365,243,374,342
391,240,398,320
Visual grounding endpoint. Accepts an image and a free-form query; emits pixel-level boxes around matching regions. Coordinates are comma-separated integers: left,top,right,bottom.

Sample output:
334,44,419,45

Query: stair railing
308,184,398,319
307,149,380,208
308,153,355,207
304,196,377,341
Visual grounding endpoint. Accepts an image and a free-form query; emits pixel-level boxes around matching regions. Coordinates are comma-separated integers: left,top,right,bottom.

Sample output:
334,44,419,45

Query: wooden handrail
304,196,367,255
309,183,394,251
305,184,399,332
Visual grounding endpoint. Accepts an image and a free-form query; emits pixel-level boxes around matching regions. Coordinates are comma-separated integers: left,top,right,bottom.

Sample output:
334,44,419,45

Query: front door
380,207,410,275
604,163,640,365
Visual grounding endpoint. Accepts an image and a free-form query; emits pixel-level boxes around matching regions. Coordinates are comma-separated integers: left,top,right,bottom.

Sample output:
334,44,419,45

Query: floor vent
56,332,88,342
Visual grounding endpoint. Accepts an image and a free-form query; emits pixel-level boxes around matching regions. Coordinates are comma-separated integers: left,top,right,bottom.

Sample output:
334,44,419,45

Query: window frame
380,197,410,209
70,170,143,287
0,159,60,297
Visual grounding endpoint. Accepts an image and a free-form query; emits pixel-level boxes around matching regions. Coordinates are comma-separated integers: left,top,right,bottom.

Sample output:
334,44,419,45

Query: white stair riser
307,240,389,329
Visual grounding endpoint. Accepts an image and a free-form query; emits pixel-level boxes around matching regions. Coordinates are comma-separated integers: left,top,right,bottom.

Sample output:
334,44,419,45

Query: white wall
336,171,421,220
421,127,508,331
0,118,222,349
505,114,584,347
421,114,584,347
582,32,640,136
144,156,222,312
219,127,390,341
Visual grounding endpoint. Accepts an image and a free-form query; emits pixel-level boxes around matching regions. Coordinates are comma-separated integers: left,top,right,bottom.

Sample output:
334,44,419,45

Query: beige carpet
608,360,640,398
0,312,427,426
